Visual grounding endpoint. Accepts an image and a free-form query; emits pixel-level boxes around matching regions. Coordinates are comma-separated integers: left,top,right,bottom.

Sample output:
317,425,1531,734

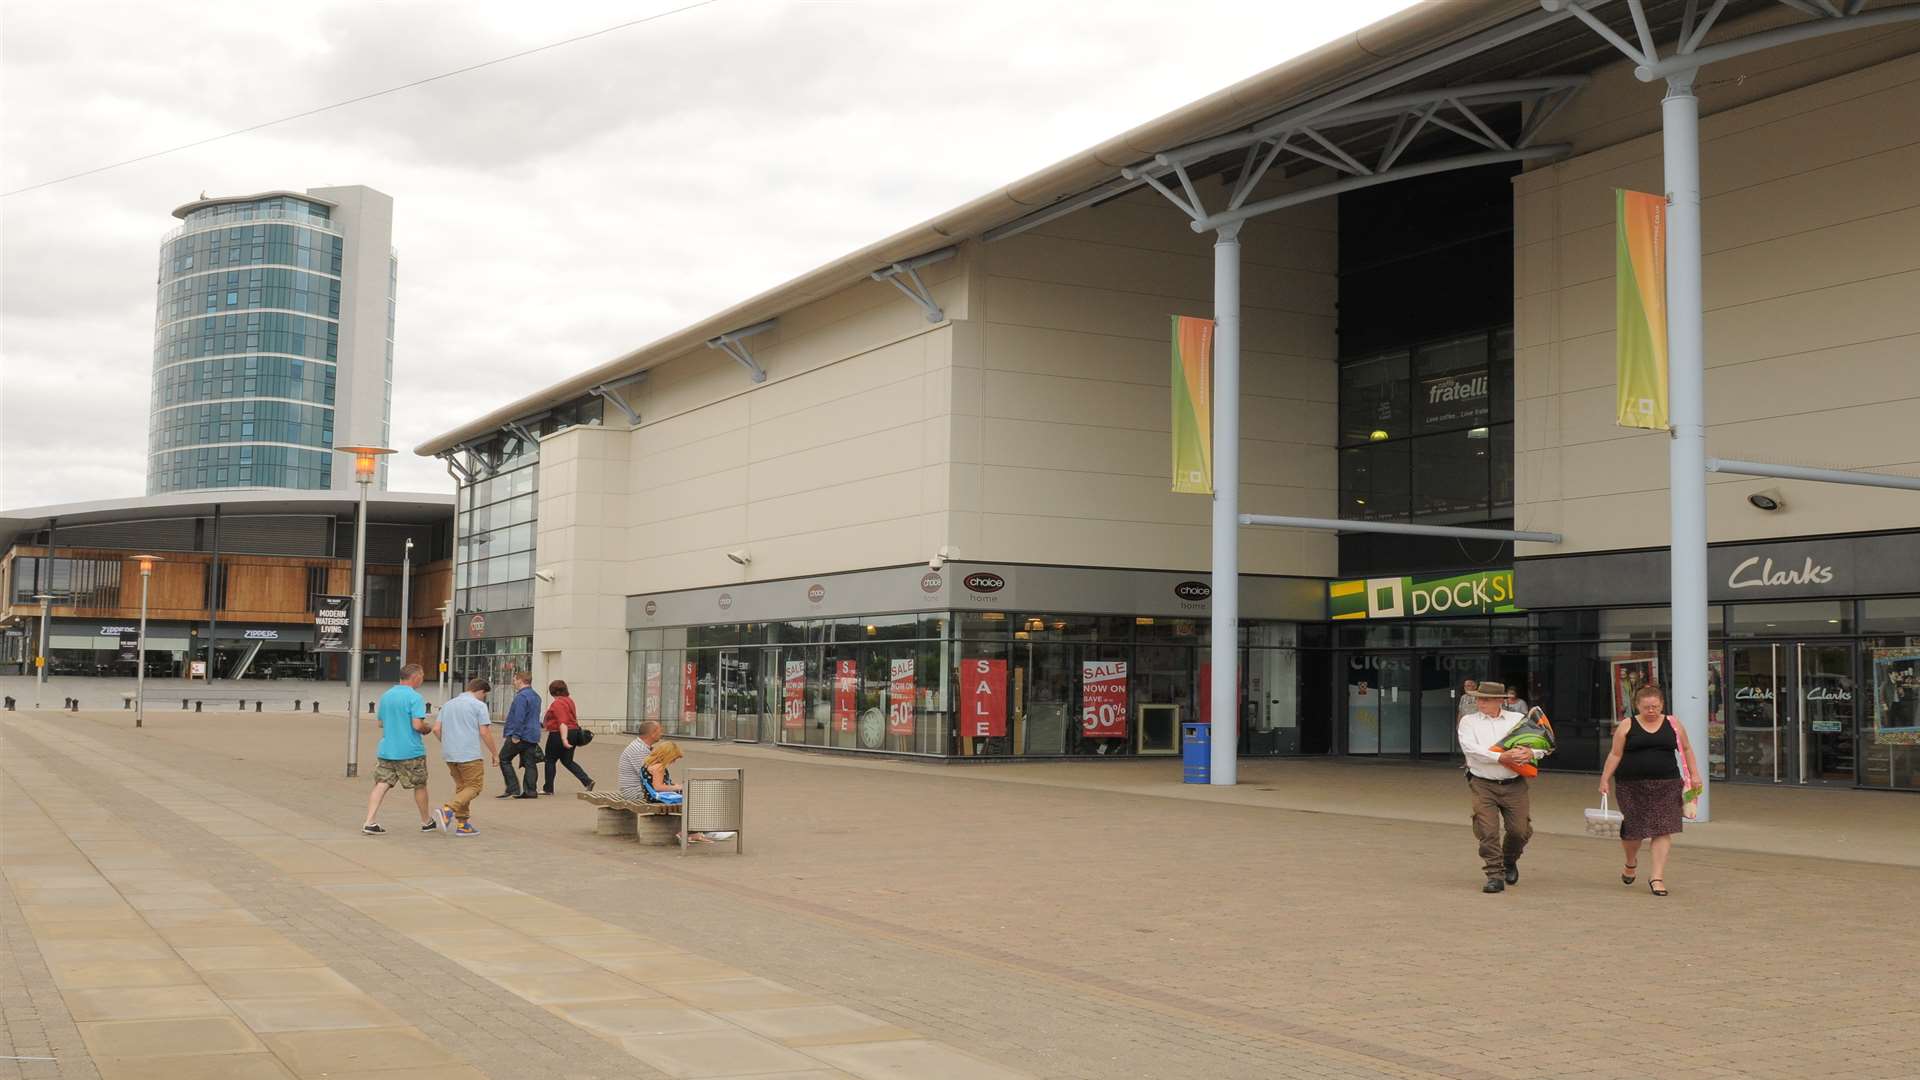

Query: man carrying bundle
1457,681,1549,894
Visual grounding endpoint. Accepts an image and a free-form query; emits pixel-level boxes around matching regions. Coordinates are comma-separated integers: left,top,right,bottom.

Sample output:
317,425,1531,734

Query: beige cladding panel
1516,53,1920,556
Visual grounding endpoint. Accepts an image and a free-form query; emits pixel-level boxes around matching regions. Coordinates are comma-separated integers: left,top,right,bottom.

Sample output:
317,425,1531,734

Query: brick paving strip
0,720,1029,1080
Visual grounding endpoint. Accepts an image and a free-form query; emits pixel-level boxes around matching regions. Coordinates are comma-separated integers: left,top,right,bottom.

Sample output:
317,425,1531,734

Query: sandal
1621,862,1637,886
1649,878,1668,897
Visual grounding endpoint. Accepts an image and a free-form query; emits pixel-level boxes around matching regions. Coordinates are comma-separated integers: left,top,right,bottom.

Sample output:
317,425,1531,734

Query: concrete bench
576,791,680,847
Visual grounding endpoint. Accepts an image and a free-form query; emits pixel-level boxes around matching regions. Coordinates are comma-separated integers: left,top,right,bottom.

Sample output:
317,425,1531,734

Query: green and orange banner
1171,315,1214,494
1615,189,1669,430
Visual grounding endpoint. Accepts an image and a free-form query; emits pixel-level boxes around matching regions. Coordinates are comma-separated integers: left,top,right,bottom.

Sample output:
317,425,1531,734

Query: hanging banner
314,595,352,652
783,660,807,730
833,659,858,733
643,663,662,720
888,658,916,736
1872,647,1920,746
1170,315,1215,494
1615,189,1669,429
959,658,1007,738
682,661,697,718
118,632,140,663
1080,660,1128,739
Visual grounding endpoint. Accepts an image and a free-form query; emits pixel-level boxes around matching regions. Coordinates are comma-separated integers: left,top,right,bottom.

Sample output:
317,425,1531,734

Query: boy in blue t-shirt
361,664,436,835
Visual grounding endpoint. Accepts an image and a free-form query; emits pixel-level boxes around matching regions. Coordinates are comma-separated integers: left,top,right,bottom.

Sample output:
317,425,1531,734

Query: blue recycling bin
1181,722,1210,784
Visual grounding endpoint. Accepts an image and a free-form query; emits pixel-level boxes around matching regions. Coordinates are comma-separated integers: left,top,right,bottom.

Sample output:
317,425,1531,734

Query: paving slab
75,1015,267,1058
619,1028,826,1078
91,1052,299,1080
804,1039,1035,1080
553,998,732,1037
223,993,408,1033
257,1026,465,1077
60,984,230,1022
717,1005,918,1045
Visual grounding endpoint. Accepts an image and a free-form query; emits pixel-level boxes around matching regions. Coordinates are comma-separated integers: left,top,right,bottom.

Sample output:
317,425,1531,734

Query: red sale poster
782,660,806,730
888,658,915,735
833,659,858,733
960,658,1007,738
1081,660,1128,738
681,661,697,718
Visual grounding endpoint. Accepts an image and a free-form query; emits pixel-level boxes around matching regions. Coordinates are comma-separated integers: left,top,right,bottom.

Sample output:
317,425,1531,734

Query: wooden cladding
4,547,452,628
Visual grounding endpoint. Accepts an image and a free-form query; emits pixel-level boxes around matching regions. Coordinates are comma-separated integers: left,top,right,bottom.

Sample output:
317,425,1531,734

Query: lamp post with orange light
131,555,162,728
335,445,394,777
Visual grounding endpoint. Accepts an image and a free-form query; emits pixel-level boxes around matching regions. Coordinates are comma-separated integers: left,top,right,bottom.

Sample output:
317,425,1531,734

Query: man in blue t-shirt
361,664,436,835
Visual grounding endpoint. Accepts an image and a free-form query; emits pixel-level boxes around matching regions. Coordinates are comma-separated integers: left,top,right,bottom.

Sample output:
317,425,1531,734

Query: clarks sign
1727,556,1834,591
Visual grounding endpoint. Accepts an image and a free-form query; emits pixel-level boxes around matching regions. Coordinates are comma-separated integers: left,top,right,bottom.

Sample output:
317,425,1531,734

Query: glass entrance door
1729,642,1856,785
719,648,752,742
1346,652,1412,755
1796,642,1855,784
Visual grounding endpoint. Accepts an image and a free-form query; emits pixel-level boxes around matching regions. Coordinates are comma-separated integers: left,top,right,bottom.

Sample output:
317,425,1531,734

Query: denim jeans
499,737,539,796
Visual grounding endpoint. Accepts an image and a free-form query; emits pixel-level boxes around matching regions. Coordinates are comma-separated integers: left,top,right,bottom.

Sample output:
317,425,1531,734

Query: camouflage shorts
373,756,429,790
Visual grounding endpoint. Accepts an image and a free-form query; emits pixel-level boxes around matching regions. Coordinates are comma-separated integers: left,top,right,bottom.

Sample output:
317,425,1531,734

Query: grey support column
1663,75,1711,821
1209,224,1243,786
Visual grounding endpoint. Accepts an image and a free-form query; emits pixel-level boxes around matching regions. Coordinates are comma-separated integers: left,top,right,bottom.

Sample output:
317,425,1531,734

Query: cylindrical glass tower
148,188,393,494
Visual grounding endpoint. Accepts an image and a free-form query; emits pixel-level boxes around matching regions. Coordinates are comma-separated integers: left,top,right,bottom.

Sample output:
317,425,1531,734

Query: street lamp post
437,601,452,699
398,537,414,675
32,592,56,709
131,555,162,728
335,445,394,778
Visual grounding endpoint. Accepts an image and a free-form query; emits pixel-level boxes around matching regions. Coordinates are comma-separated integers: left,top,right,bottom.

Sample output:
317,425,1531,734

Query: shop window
1859,598,1920,634
1727,601,1851,637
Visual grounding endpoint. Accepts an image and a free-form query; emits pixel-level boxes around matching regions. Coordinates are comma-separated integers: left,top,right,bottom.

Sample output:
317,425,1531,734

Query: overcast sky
0,0,1410,507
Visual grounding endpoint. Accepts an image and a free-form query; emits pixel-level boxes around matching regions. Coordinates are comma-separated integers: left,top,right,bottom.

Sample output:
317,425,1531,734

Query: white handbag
1584,793,1623,838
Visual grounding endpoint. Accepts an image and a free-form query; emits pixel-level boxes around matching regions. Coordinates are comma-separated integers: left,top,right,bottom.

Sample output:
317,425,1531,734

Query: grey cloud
4,0,1411,507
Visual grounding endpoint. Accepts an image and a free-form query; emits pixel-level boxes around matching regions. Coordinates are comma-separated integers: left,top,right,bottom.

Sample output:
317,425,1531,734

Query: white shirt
1457,707,1538,780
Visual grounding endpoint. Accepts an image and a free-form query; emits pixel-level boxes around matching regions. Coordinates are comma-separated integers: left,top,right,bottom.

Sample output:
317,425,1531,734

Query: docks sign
1330,569,1521,620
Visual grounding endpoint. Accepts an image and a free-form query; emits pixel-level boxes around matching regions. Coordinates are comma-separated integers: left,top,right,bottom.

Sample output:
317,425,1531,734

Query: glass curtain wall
451,434,537,717
150,197,345,494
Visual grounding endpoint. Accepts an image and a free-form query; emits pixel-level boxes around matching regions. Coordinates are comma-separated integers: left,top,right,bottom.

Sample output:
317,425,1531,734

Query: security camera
726,549,751,566
930,545,955,570
532,568,556,583
1747,488,1784,512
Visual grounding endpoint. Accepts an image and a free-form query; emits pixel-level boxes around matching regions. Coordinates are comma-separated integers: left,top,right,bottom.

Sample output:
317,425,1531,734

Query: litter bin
683,768,745,854
1181,722,1210,784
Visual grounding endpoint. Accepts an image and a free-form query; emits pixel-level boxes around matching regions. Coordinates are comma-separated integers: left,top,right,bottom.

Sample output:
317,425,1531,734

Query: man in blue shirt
361,664,436,835
496,670,542,799
432,678,498,836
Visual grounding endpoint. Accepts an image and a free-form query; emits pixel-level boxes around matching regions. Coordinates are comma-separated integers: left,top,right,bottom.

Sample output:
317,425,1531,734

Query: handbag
529,740,546,764
1669,714,1703,819
571,726,595,747
1584,793,1623,838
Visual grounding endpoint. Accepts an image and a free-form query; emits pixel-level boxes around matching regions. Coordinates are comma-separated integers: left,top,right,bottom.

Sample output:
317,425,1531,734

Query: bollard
311,701,319,714
195,701,203,713
239,699,246,710
124,698,132,710
183,698,189,709
294,699,301,710
368,702,376,715
254,701,262,713
4,696,14,710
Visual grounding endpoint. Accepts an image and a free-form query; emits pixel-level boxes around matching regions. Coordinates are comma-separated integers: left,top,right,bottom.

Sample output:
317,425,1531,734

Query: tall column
346,483,370,778
1663,76,1711,821
1209,224,1243,786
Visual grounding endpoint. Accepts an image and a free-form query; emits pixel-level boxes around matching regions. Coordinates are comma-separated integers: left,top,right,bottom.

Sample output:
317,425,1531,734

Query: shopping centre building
420,0,1920,792
0,491,450,683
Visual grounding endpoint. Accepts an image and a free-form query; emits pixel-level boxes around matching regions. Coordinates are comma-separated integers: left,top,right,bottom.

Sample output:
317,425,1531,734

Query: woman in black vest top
1599,683,1692,896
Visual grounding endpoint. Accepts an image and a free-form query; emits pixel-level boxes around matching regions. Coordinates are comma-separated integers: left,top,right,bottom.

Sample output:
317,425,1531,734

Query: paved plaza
2,708,1917,1080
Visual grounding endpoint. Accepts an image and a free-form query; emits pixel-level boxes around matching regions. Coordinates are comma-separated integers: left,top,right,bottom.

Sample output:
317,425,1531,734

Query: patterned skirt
1615,777,1684,840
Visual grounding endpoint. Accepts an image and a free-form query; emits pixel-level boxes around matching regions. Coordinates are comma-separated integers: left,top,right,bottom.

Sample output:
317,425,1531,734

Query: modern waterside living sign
1329,569,1521,620
1516,533,1920,608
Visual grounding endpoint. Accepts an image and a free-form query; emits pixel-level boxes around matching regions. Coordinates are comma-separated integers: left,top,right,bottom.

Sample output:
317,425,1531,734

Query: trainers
361,823,387,835
419,821,438,832
434,806,454,833
453,822,479,836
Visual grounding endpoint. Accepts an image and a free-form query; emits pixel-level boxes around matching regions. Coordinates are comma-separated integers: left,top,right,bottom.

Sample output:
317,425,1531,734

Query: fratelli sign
1329,569,1521,620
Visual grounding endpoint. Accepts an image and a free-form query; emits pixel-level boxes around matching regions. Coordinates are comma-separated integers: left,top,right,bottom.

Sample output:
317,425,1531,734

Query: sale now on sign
682,661,697,718
783,660,806,730
888,658,915,736
1081,660,1128,738
960,658,1006,738
833,659,858,733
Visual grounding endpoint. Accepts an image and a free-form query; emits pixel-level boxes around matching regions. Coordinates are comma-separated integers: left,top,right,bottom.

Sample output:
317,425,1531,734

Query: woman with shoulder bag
1597,683,1700,897
540,680,596,794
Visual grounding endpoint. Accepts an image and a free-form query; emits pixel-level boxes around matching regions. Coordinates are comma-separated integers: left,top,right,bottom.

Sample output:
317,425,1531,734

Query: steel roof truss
1543,0,1920,80
705,318,777,384
870,246,958,323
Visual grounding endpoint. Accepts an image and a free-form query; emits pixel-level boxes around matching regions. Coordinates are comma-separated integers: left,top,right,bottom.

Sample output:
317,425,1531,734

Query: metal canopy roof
414,0,1819,457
